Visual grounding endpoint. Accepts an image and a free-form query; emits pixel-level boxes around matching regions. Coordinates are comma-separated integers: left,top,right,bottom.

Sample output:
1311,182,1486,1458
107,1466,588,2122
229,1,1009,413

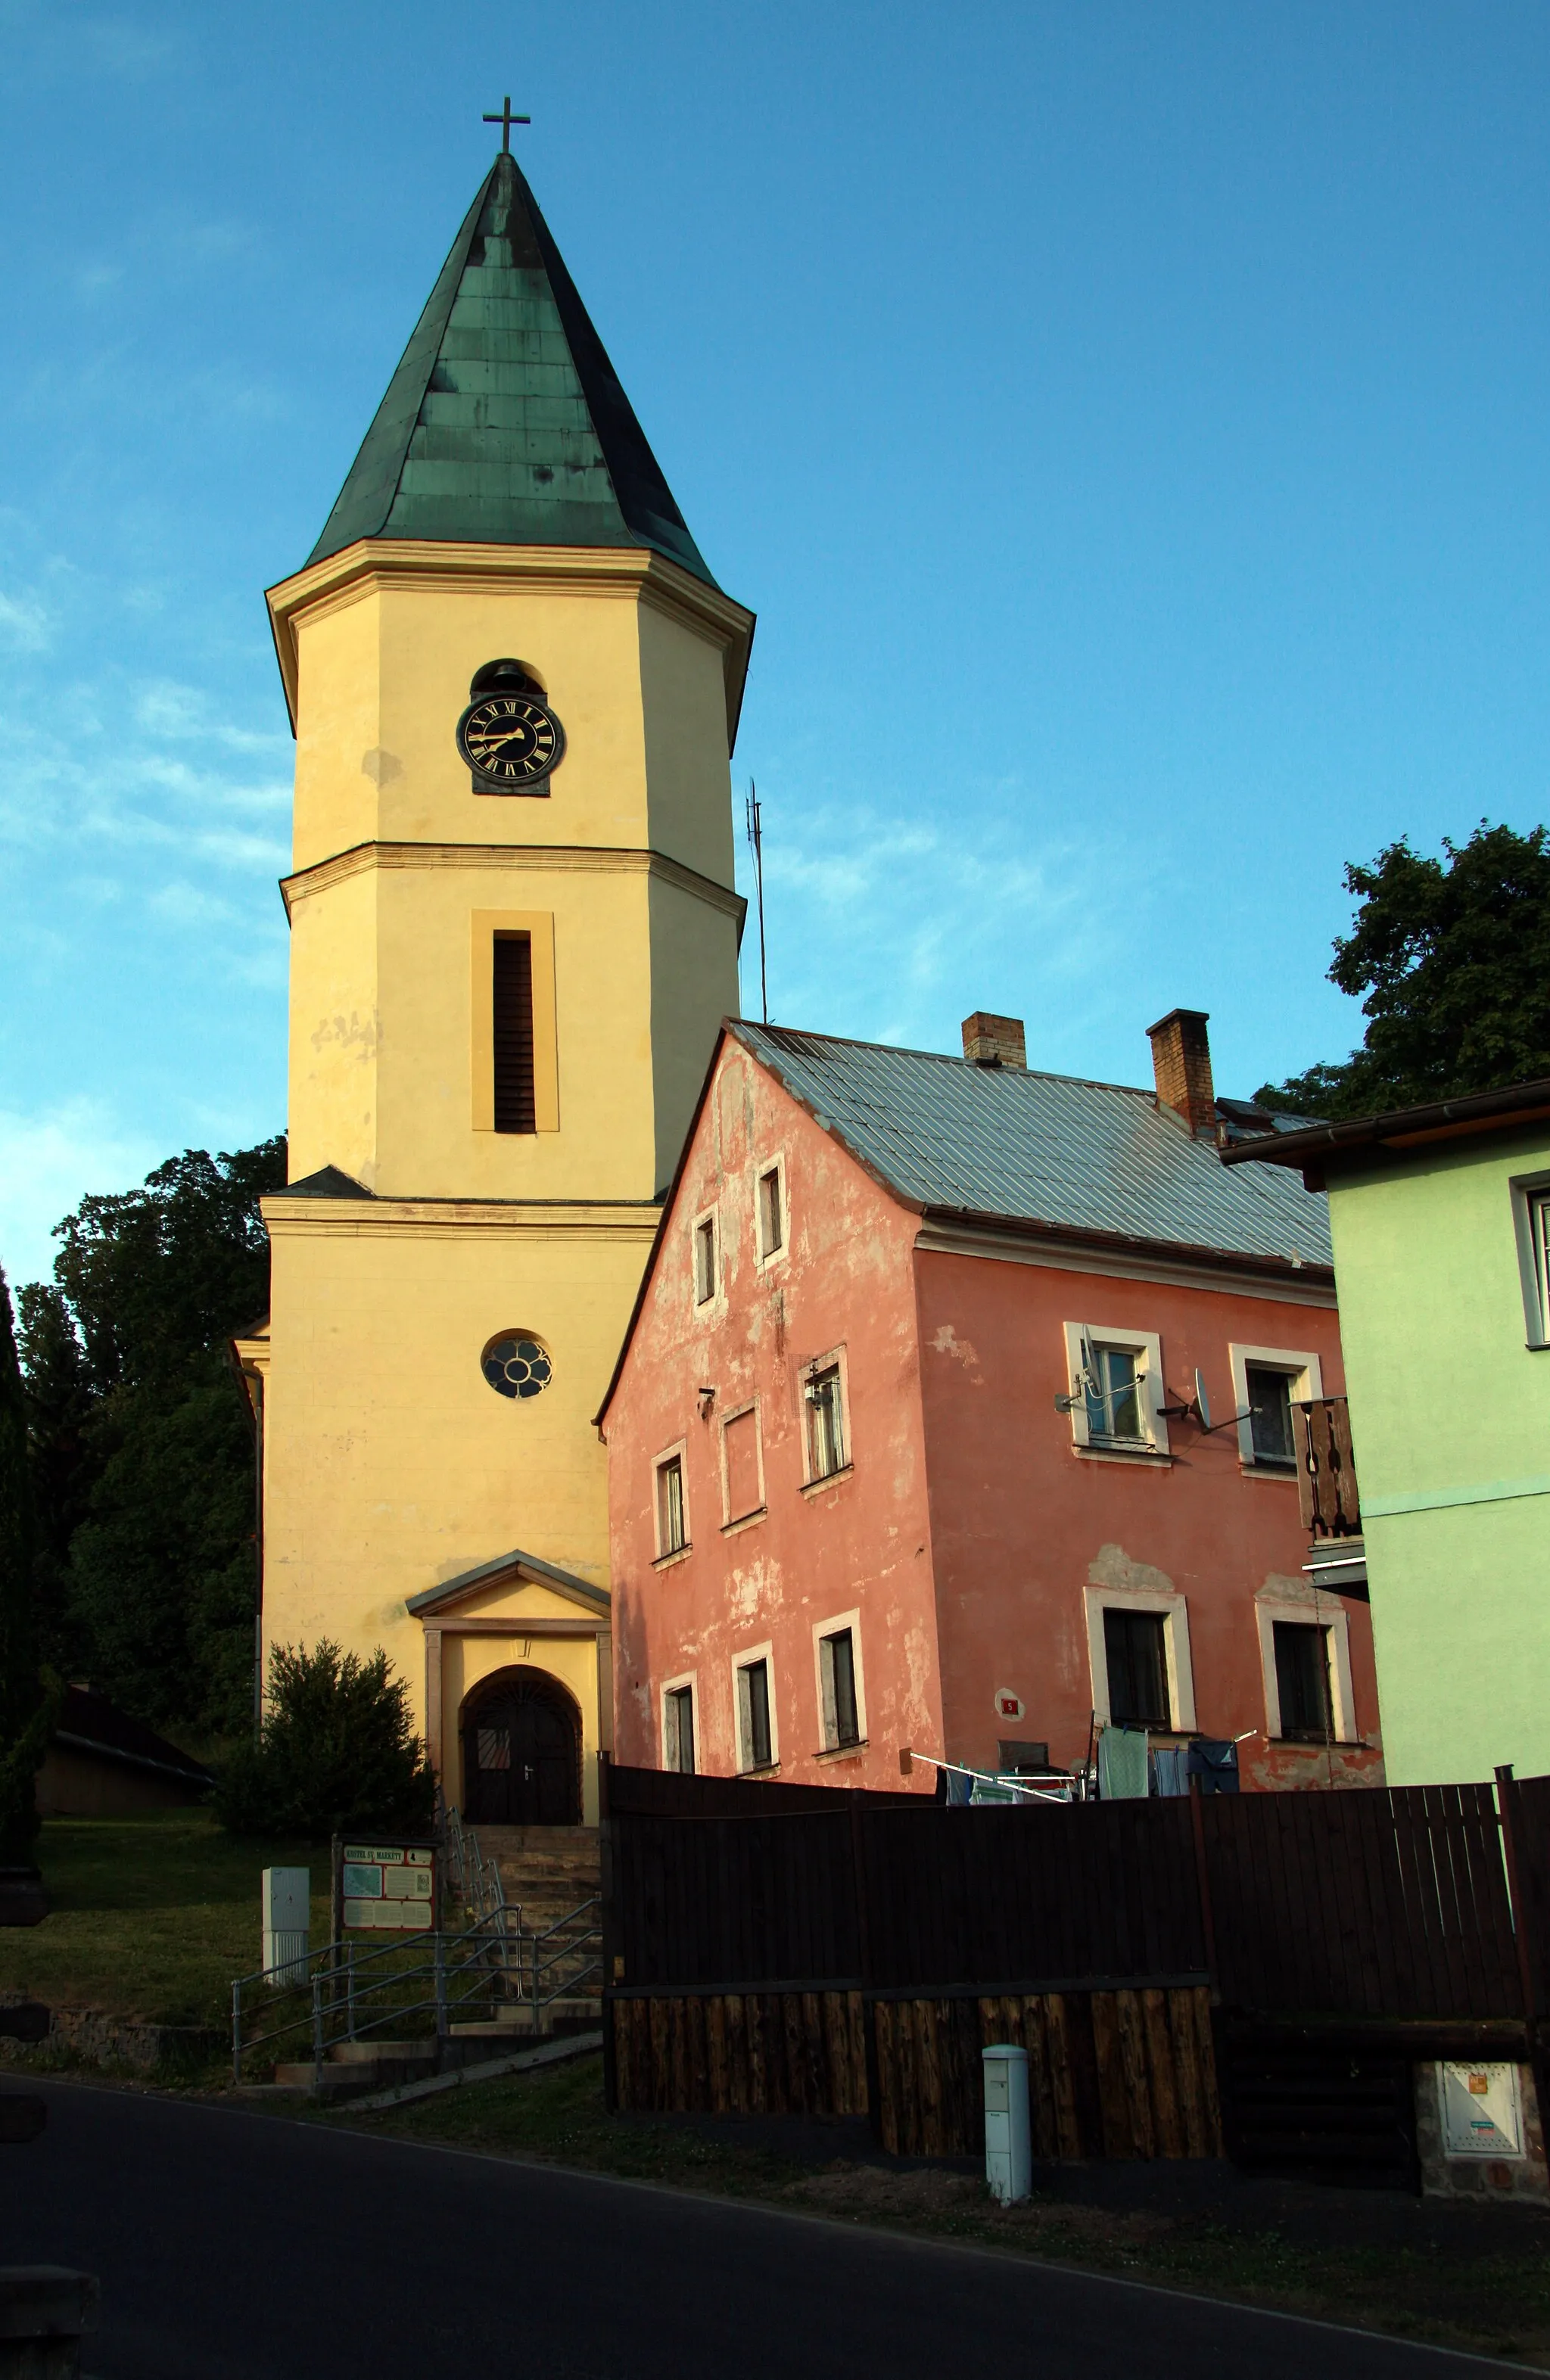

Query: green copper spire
307,153,717,587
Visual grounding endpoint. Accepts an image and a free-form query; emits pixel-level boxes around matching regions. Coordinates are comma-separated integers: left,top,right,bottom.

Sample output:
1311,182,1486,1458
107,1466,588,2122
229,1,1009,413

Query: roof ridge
737,1019,1156,1104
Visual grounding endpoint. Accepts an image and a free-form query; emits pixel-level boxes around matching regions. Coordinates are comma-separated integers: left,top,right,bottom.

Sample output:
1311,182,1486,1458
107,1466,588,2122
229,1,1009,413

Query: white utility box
983,2042,1032,2204
261,1866,310,1984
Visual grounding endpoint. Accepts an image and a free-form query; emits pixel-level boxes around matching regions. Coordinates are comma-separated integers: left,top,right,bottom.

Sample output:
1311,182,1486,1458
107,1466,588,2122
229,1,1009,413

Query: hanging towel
1150,1744,1188,1798
1185,1738,1240,1794
1097,1725,1150,1800
945,1766,975,1807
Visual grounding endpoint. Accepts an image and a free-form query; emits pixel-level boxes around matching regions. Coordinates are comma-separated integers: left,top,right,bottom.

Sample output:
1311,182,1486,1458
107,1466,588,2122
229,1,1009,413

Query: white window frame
799,1346,851,1486
660,1672,699,1774
811,1608,868,1752
1255,1579,1359,1744
732,1642,779,1772
1083,1582,1197,1731
1228,1343,1324,1473
652,1439,690,1564
691,1204,721,1310
719,1399,767,1529
1511,1175,1550,1349
1061,1322,1169,1458
755,1152,789,1270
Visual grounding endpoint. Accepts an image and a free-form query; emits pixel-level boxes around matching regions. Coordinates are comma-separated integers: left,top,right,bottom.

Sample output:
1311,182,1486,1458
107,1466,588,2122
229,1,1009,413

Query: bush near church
215,1641,434,1840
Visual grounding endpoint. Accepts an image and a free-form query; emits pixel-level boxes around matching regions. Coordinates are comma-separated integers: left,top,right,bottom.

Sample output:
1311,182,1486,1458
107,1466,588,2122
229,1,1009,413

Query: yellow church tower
239,138,752,1825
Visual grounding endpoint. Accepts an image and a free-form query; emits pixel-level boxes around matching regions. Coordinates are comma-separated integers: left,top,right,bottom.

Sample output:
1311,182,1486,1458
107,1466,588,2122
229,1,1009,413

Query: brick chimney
961,1013,1027,1069
1147,1008,1215,1135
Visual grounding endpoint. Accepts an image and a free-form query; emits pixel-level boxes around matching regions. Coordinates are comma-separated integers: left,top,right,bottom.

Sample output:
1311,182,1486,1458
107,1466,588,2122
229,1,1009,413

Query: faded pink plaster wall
914,1248,1382,1787
607,1041,944,1790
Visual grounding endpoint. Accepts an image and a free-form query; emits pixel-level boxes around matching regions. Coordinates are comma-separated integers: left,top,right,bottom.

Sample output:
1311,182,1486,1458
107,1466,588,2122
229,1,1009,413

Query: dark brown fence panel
609,1811,861,1987
1205,1784,1520,2019
857,1801,1206,1989
1504,1772,1550,2017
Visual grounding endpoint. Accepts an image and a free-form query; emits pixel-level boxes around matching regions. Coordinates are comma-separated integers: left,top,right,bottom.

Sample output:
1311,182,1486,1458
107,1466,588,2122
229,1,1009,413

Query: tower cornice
266,537,755,749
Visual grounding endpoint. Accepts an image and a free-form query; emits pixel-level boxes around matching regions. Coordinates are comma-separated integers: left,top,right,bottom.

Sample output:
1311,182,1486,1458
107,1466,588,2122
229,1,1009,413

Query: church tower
241,146,752,1823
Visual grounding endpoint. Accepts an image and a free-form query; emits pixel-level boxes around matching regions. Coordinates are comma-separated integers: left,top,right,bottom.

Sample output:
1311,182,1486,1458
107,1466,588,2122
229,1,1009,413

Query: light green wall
1327,1124,1550,1785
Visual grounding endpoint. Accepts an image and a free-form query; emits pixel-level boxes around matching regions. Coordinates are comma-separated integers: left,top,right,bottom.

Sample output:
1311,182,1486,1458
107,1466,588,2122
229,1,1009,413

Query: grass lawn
335,2053,1550,2367
0,1813,332,2030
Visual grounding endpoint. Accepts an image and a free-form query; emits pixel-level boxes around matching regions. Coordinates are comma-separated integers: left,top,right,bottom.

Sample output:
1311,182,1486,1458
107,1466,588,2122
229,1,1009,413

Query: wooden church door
462,1668,580,1826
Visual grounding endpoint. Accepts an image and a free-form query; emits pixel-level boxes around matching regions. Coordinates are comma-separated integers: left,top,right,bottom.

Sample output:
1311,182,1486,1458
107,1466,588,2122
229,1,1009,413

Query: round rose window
481,1333,553,1400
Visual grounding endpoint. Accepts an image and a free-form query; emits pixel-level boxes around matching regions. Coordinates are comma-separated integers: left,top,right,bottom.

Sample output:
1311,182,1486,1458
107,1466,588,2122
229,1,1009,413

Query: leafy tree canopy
17,1137,285,1740
214,1641,435,1839
0,1265,56,1861
1259,823,1550,1121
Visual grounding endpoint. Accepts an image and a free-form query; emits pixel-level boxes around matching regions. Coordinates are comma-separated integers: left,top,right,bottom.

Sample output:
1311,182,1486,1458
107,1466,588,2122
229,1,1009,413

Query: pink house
596,1009,1383,1795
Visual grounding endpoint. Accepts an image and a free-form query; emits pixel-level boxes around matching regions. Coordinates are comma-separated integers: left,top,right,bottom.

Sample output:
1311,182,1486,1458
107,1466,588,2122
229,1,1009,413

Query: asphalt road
0,2080,1521,2379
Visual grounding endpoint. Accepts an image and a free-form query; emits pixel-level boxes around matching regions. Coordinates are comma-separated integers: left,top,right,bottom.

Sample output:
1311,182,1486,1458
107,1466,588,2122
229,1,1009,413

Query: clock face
456,692,565,790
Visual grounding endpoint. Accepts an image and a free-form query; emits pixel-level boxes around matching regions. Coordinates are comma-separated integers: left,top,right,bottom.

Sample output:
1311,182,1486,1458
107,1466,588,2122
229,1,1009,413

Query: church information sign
338,1843,437,1932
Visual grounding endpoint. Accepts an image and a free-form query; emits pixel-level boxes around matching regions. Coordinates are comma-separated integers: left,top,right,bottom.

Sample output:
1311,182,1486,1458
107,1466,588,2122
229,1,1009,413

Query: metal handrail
230,1894,602,2086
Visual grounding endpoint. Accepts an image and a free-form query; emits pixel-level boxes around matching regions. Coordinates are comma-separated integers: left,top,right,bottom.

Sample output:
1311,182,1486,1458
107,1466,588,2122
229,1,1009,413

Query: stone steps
466,1825,600,1931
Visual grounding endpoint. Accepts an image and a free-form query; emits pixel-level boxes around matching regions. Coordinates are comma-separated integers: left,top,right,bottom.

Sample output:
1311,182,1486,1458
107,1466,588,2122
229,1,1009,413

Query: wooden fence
600,1761,1548,2166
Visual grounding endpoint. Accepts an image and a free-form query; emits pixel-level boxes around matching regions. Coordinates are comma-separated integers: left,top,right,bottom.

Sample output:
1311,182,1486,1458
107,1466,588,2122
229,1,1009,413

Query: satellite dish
1194,1369,1212,1431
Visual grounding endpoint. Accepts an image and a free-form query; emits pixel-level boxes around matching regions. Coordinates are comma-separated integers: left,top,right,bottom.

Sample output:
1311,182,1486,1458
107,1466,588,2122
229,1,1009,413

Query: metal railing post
311,1969,324,2086
434,1930,448,2039
347,1942,356,2040
232,1977,242,2088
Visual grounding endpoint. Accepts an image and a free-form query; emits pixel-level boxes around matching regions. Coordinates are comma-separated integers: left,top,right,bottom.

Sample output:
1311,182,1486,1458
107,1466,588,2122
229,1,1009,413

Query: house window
1103,1607,1171,1728
757,1163,785,1260
1514,1183,1550,1346
1063,1324,1168,1455
693,1214,717,1305
1086,1346,1144,1443
655,1454,686,1556
736,1657,774,1771
819,1628,861,1749
1273,1621,1334,1741
721,1406,763,1526
805,1364,845,1479
1228,1344,1323,1470
663,1682,696,1774
491,933,536,1133
1245,1365,1296,1469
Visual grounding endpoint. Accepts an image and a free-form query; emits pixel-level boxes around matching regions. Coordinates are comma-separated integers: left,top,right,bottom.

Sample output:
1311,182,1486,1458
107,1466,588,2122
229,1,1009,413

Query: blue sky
2,0,1548,1286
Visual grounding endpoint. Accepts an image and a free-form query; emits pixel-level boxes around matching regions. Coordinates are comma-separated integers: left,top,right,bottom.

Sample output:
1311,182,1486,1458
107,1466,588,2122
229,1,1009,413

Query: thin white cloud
0,1097,163,1292
0,590,51,652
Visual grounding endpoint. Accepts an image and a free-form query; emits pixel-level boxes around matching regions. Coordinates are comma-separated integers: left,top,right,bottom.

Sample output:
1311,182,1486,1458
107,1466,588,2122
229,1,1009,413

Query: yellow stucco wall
259,541,752,1797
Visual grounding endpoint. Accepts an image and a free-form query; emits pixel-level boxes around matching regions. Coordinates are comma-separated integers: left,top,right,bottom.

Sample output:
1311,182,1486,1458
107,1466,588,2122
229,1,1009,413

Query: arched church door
461,1667,581,1826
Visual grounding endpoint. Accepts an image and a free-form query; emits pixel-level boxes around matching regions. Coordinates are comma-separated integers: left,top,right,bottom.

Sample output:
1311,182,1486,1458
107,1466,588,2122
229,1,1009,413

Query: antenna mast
745,780,768,1024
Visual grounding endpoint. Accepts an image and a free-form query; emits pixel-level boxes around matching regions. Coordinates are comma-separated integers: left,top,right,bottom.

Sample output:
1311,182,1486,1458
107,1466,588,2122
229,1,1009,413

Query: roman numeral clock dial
456,669,565,795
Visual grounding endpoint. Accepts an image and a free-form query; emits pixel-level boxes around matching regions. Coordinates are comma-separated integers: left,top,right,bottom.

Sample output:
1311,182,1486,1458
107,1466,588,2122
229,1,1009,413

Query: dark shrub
216,1640,434,1838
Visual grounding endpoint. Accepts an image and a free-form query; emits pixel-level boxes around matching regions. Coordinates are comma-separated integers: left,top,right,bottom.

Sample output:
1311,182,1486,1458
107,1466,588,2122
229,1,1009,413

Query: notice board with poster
331,1839,438,1935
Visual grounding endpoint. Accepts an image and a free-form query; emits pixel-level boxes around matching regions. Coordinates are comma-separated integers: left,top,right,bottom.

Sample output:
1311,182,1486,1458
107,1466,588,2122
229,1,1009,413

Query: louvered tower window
492,934,536,1133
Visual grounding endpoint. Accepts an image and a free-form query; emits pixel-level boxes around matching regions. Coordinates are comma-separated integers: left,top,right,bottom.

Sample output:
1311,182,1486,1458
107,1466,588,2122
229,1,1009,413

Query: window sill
1241,1463,1298,1482
721,1506,767,1538
737,1760,782,1778
1272,1734,1365,1750
1073,1444,1172,1468
801,1464,854,1498
813,1739,867,1763
652,1543,693,1571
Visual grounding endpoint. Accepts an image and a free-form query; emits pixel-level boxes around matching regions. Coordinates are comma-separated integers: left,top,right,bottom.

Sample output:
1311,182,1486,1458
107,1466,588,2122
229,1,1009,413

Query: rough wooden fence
610,1990,868,2118
874,1986,1221,2158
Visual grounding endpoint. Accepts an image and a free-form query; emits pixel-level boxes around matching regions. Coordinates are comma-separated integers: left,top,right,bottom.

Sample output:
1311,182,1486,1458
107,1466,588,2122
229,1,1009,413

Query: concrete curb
341,2030,602,2114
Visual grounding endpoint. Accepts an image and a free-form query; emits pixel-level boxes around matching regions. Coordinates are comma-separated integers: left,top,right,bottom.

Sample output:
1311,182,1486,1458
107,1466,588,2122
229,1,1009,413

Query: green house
1224,1078,1550,1787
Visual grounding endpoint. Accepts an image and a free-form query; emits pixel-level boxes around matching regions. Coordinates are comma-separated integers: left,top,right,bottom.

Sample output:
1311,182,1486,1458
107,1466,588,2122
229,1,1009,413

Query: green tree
1260,823,1550,1120
19,1137,285,1740
214,1641,435,1839
0,1265,56,1862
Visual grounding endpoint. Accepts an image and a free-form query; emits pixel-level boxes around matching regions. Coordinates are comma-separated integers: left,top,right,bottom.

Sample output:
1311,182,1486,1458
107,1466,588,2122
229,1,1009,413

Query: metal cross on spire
482,95,531,154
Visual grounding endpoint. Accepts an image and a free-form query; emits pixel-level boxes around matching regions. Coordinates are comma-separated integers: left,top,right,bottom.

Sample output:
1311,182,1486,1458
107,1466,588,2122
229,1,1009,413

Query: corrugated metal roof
733,1023,1332,1271
307,154,717,588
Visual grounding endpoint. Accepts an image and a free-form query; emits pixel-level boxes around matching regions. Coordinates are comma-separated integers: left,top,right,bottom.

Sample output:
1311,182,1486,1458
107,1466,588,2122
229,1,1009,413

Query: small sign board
1437,2061,1524,2158
334,1841,437,1933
